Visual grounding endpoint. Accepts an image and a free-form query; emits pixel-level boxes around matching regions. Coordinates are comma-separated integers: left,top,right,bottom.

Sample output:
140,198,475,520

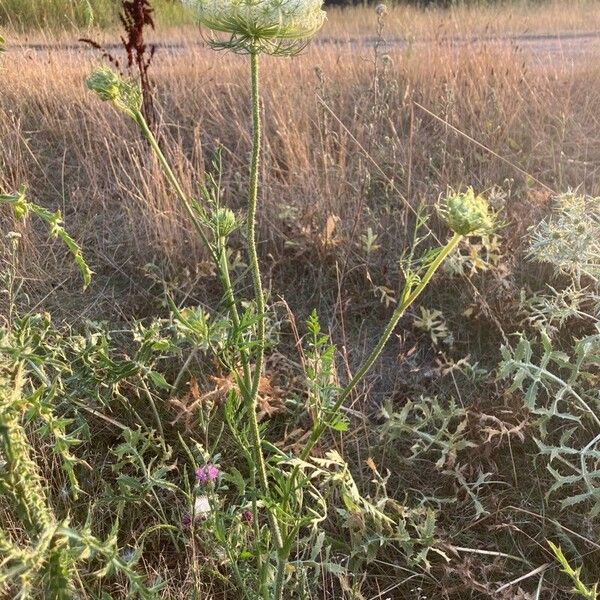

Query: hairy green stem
216,238,253,394
138,376,166,450
275,233,463,586
246,51,287,599
134,71,282,594
247,51,267,399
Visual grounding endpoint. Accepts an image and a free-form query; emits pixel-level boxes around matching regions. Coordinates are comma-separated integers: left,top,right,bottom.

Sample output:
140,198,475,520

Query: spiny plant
0,196,166,597
547,541,599,599
0,187,92,289
527,192,600,286
85,0,495,591
501,193,600,516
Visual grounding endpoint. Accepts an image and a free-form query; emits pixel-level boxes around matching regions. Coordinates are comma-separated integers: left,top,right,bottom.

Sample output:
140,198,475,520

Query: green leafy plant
86,36,494,595
501,193,600,517
547,540,598,599
0,187,92,289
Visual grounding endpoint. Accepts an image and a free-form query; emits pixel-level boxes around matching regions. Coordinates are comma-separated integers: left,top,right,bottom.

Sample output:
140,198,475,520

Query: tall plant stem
247,50,266,399
216,238,253,392
276,233,463,595
135,110,253,392
300,232,463,461
246,49,285,579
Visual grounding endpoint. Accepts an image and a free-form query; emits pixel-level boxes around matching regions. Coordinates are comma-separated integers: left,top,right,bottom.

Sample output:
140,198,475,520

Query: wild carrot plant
85,1,495,590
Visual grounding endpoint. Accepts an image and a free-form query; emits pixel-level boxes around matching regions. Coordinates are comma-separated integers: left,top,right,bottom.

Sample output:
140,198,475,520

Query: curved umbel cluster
441,188,495,236
184,0,326,54
86,67,143,119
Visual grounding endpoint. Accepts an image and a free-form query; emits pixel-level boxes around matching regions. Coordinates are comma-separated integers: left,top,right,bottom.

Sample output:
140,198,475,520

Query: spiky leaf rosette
184,0,326,54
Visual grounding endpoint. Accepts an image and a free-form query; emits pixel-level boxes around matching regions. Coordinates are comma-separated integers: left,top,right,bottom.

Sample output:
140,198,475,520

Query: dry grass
2,8,600,320
5,1,600,40
2,6,600,597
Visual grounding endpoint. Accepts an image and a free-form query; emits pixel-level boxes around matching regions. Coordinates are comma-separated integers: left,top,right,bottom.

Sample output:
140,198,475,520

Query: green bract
184,0,326,54
441,188,494,236
86,67,142,119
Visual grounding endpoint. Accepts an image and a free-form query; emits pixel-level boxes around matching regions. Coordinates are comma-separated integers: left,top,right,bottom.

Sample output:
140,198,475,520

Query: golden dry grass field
1,2,600,599
2,3,600,313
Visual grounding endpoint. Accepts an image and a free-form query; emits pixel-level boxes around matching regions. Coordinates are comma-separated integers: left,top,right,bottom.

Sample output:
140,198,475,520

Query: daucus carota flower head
86,67,142,118
375,3,387,16
184,0,326,54
441,188,495,236
195,463,220,485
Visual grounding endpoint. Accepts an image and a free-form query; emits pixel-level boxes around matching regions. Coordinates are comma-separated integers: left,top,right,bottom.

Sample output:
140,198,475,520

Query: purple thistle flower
181,513,192,528
195,463,220,485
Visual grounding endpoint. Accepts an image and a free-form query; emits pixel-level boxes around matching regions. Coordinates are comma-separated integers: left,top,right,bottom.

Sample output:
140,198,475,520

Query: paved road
7,31,600,62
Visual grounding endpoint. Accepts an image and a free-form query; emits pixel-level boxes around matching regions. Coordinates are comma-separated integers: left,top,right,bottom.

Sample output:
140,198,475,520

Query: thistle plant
501,193,600,519
86,5,493,590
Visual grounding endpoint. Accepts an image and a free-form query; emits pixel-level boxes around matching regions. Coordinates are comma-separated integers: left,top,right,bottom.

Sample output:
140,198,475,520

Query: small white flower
184,0,326,54
194,495,212,519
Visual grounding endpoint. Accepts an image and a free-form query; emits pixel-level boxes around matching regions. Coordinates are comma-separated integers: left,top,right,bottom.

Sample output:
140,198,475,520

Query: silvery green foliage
184,0,326,54
527,193,600,284
500,330,600,515
284,450,443,567
520,284,600,337
381,396,474,470
501,192,600,515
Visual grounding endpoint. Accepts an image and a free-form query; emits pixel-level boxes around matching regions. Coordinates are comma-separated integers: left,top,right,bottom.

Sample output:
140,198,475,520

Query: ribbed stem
246,51,285,588
247,51,266,400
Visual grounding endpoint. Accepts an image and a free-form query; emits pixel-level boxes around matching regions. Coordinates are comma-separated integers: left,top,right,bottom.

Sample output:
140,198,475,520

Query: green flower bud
86,67,142,118
212,207,239,238
441,188,494,236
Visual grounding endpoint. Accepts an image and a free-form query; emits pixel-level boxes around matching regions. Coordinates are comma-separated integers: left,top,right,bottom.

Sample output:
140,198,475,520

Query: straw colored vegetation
1,1,599,599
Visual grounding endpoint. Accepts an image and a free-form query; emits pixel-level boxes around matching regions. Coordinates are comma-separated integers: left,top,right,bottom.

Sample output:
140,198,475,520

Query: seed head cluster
86,67,142,118
441,188,494,236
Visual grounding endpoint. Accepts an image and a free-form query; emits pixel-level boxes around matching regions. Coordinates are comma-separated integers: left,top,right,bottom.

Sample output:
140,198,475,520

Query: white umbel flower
184,0,326,54
194,495,212,518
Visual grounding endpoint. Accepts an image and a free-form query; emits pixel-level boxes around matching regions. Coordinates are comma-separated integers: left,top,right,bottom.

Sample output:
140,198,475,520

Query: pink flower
195,464,220,485
242,510,254,525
